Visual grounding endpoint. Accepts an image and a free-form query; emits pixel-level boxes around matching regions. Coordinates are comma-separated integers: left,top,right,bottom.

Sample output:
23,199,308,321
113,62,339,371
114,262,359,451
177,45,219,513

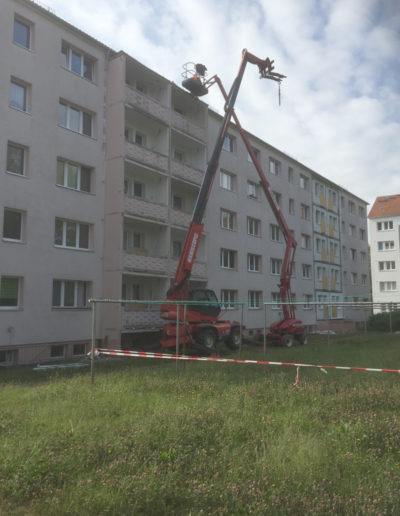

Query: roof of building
368,194,400,218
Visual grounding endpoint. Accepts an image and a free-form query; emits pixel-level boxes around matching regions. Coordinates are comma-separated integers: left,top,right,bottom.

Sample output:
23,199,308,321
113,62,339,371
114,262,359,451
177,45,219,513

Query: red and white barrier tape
92,348,400,374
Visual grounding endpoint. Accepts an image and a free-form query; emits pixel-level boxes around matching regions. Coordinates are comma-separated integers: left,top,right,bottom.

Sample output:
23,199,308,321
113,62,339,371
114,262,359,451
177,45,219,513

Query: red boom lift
160,49,305,352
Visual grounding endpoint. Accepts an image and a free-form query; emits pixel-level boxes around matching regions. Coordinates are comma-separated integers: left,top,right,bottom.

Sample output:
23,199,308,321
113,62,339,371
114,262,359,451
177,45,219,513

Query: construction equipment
160,49,301,352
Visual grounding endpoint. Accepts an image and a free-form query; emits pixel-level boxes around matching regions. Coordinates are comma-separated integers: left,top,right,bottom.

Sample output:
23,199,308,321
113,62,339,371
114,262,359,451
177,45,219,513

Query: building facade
368,195,400,312
1,0,370,365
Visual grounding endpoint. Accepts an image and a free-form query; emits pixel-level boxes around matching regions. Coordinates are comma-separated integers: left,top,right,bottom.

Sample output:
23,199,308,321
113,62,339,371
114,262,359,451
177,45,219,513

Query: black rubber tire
297,334,308,345
282,334,294,348
195,328,217,353
226,327,241,350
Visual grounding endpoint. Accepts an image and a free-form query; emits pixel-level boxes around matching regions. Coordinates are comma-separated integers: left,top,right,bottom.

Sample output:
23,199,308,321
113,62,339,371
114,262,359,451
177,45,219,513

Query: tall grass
1,333,400,515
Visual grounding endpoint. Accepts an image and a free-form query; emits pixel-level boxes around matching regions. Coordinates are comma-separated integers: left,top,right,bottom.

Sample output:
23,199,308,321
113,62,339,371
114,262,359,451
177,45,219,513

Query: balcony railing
171,111,206,141
125,141,168,171
121,305,164,331
170,208,191,227
124,196,168,222
169,259,207,280
125,85,169,124
171,160,204,185
123,251,168,275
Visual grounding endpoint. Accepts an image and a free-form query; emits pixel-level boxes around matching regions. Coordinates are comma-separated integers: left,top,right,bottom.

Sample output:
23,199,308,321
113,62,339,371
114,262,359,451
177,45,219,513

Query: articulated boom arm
167,49,276,301
203,74,296,321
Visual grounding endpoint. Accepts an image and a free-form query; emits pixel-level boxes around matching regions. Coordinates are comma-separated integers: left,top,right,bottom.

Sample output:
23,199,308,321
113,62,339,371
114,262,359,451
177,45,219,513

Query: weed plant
0,333,400,515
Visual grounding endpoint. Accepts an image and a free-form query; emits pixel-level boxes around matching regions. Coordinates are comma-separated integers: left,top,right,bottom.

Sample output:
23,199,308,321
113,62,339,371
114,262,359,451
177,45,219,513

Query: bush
367,310,400,332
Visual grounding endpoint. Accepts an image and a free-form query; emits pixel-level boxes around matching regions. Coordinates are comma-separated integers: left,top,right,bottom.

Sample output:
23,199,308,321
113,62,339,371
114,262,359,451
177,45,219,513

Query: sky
43,0,399,207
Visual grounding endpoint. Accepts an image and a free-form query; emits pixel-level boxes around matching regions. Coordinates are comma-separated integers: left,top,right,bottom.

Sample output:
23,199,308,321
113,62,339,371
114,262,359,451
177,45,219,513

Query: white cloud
45,0,400,205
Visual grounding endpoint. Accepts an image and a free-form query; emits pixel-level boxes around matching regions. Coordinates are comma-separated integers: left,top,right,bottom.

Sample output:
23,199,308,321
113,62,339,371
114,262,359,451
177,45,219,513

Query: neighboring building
368,195,400,312
1,0,370,365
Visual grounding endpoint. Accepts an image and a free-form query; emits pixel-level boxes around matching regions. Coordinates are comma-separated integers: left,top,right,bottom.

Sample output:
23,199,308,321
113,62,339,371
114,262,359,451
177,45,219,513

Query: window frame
54,218,91,250
0,276,22,309
61,41,95,81
248,290,262,309
6,142,27,176
13,17,32,49
58,100,93,137
220,170,236,192
220,209,236,231
270,258,282,276
3,208,24,242
220,289,237,310
247,181,259,200
220,248,237,270
56,158,92,193
10,78,29,113
248,253,261,273
52,279,90,309
247,216,261,237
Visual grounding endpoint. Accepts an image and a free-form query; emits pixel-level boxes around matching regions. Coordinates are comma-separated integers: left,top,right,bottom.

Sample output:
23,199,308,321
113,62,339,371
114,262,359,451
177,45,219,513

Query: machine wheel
226,327,241,350
282,334,294,348
297,334,308,345
195,328,217,353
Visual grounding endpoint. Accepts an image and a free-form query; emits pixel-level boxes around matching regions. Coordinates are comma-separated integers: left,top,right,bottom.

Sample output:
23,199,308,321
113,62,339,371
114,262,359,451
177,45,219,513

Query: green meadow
1,333,400,515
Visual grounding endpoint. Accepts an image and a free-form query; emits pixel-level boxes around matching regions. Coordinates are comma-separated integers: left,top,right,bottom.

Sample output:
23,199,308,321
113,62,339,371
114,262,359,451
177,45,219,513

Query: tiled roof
368,195,400,218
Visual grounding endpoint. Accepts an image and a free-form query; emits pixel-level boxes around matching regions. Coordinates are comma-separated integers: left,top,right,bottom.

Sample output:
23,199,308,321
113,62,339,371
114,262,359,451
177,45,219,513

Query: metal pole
176,305,180,373
90,300,96,384
183,303,187,372
327,307,330,346
389,309,392,333
239,303,244,356
263,303,267,356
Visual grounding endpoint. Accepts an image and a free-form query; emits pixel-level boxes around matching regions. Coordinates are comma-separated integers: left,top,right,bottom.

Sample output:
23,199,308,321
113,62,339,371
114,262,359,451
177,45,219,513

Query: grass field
1,333,400,515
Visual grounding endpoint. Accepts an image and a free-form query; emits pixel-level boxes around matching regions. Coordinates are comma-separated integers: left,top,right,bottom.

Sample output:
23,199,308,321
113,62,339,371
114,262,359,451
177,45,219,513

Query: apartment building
1,0,371,364
0,0,109,364
368,195,400,312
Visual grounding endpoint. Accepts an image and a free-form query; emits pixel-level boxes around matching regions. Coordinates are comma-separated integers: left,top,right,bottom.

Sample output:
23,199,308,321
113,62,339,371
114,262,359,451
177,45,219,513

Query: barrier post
90,299,96,384
263,303,267,356
389,309,393,333
176,305,180,373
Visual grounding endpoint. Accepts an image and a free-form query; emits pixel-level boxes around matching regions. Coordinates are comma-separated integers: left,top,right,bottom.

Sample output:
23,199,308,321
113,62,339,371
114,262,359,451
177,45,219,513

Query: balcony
125,141,168,171
124,196,168,223
170,208,191,227
123,251,168,275
171,160,204,185
121,305,164,331
169,259,207,281
171,111,206,141
125,84,169,125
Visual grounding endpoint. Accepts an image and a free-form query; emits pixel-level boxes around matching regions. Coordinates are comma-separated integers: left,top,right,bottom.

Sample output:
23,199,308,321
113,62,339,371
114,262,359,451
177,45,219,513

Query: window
222,134,235,152
0,276,21,308
379,281,397,292
54,219,90,250
123,231,144,251
220,289,237,310
377,221,393,231
348,224,356,237
52,280,90,308
350,248,357,262
361,275,368,286
303,294,313,309
271,292,281,309
288,167,294,183
220,249,237,269
351,273,358,285
220,209,236,231
174,149,184,162
378,241,394,251
172,241,182,259
270,258,282,275
301,234,311,249
13,17,31,49
57,159,92,192
361,252,367,264
302,264,312,279
73,343,86,356
289,198,295,215
59,101,93,137
379,261,396,271
10,79,29,112
61,42,94,80
220,170,235,191
173,195,183,210
248,254,261,272
270,224,280,242
358,206,365,217
7,142,26,176
269,158,280,175
359,228,365,240
315,182,324,197
247,181,259,200
348,201,355,214
248,290,262,309
300,204,310,220
3,209,24,241
247,147,260,162
247,217,261,237
50,345,65,358
273,191,281,207
300,174,309,190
